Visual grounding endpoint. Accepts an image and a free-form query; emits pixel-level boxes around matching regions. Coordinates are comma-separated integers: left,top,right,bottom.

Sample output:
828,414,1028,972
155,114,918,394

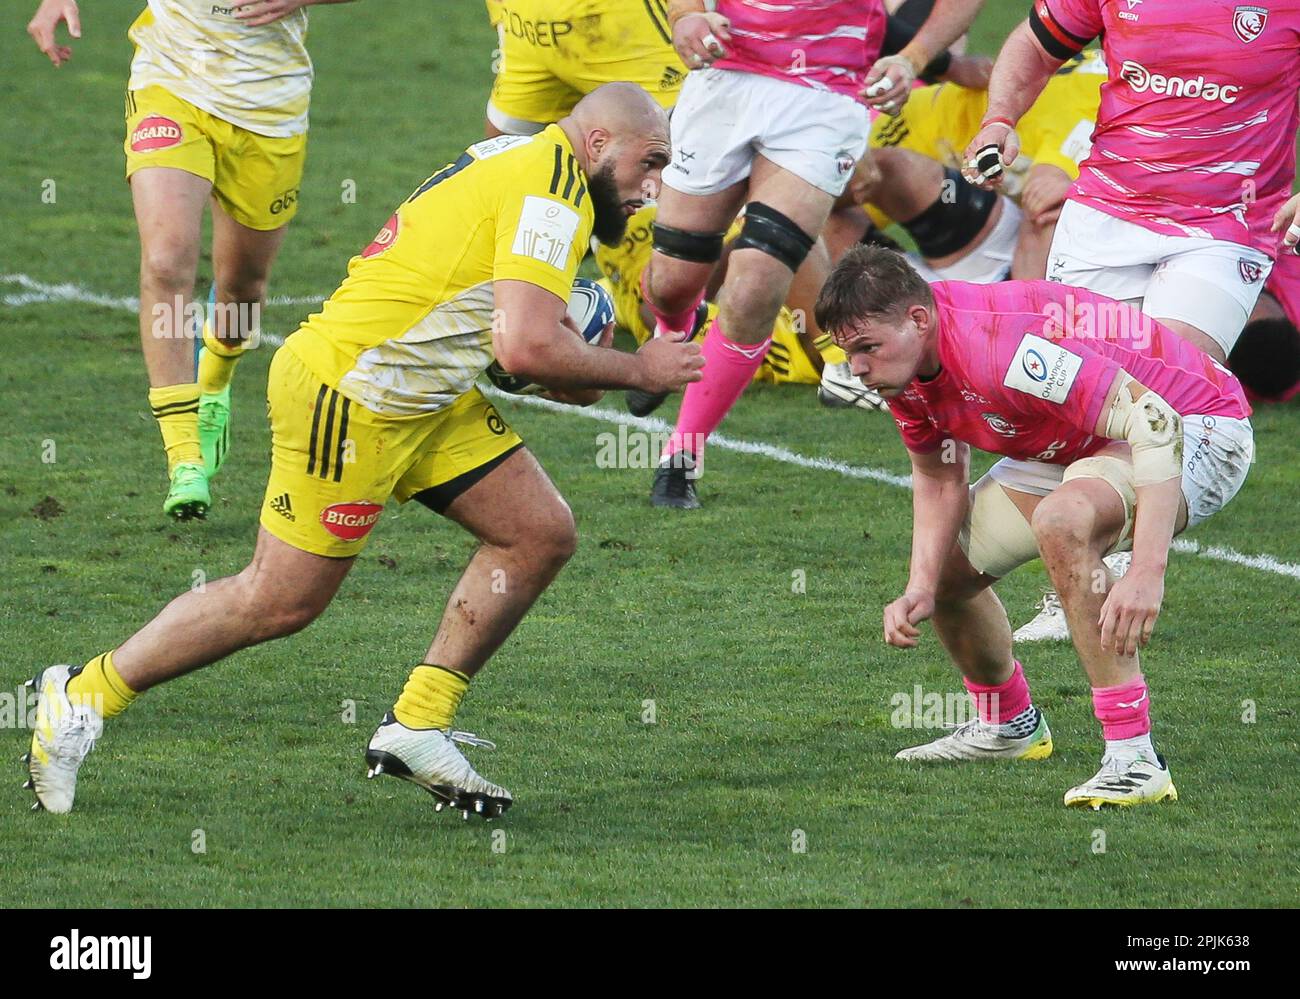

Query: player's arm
27,0,80,67
963,7,1096,188
492,280,702,393
864,0,986,110
884,440,971,649
232,0,358,27
1091,372,1184,656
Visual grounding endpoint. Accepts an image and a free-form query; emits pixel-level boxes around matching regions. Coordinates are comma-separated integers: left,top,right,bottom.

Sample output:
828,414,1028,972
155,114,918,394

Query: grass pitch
0,2,1297,907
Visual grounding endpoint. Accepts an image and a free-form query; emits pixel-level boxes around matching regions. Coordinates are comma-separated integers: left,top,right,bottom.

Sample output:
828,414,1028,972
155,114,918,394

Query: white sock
1105,732,1156,763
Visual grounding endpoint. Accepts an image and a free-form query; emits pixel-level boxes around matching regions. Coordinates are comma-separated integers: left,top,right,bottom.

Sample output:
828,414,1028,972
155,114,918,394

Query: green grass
1,2,1297,908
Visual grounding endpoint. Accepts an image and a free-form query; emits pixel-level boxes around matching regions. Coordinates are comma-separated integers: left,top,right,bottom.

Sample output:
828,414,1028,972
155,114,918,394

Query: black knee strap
902,167,998,259
652,222,726,264
732,202,815,273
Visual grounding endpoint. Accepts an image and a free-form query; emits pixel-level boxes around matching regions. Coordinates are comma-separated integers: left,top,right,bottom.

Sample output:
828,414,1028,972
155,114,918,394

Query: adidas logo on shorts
270,492,295,522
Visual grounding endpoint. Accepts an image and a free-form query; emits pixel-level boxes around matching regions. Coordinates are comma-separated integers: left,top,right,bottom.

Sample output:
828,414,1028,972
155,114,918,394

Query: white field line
6,272,1298,580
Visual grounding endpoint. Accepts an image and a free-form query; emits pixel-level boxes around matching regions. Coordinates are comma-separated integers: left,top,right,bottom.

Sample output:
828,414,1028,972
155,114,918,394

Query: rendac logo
1119,61,1241,104
130,115,183,152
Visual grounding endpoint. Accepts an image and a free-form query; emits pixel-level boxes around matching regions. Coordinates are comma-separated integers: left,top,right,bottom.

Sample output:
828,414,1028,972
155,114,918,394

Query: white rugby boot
818,360,889,412
365,713,512,819
1064,752,1177,809
1015,552,1132,642
895,711,1053,762
24,664,104,814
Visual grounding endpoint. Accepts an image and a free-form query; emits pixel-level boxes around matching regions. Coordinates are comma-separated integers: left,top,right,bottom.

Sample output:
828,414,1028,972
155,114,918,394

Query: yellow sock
198,324,245,396
393,664,470,731
813,333,847,366
67,651,137,719
148,382,201,470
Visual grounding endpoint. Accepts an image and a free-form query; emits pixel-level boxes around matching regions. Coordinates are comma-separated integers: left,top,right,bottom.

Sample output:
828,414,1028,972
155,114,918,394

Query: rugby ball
486,277,616,395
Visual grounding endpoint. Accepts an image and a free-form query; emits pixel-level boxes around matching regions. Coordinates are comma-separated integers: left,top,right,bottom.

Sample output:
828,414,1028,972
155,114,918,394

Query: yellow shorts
488,0,685,129
125,86,307,230
260,347,524,558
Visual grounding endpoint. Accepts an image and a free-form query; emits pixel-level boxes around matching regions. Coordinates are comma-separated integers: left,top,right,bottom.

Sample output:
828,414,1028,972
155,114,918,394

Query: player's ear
586,126,611,161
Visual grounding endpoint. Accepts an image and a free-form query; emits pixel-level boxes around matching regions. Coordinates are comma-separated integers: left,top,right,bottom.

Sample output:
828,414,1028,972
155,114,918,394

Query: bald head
559,83,672,246
570,82,669,148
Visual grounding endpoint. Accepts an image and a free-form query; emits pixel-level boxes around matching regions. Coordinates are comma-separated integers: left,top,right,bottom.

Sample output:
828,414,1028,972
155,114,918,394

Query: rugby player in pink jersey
641,0,985,508
815,246,1255,807
961,0,1300,640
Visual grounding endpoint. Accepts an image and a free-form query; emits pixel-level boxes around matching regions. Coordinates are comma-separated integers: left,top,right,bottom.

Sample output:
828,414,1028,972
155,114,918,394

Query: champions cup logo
1119,60,1241,104
130,115,183,152
320,501,383,540
362,213,399,258
1233,6,1268,43
1022,348,1049,382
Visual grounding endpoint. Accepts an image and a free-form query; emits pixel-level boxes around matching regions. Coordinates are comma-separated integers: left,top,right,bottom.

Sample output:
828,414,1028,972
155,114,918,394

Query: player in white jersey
26,0,356,521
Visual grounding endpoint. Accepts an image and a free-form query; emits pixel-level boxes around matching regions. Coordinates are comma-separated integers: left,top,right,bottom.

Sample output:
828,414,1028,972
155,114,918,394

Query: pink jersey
713,0,886,98
1033,0,1300,255
889,281,1251,461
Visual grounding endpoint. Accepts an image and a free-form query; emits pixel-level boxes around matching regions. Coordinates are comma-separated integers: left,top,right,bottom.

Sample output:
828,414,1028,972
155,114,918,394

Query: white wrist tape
1104,375,1183,487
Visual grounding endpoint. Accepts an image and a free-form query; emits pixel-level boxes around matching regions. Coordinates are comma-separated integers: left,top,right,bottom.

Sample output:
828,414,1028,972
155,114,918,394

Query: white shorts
909,197,1021,285
1047,200,1272,355
663,68,869,198
960,415,1254,577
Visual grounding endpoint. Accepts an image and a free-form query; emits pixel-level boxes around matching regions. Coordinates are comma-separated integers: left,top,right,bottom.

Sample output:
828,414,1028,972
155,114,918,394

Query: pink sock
641,271,704,337
1092,677,1151,739
963,660,1032,724
665,318,770,459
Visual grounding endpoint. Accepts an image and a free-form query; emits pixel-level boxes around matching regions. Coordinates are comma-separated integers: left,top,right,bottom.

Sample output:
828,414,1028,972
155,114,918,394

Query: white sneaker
1013,591,1071,642
24,665,104,814
1016,553,1132,643
818,360,889,411
895,712,1053,762
365,713,512,819
1064,753,1177,809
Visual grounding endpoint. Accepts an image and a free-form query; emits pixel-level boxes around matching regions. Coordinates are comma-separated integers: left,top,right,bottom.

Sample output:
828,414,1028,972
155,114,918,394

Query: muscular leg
209,208,289,349
112,528,354,691
131,167,211,387
644,180,747,319
1029,476,1138,687
929,543,1014,686
421,448,577,676
718,154,835,344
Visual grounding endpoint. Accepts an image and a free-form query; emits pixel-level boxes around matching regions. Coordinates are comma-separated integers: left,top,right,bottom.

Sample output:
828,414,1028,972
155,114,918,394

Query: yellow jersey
287,126,595,418
128,1,313,137
869,49,1105,211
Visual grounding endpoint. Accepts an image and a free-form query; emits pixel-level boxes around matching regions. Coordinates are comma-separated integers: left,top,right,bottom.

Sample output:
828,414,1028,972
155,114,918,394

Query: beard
588,161,629,246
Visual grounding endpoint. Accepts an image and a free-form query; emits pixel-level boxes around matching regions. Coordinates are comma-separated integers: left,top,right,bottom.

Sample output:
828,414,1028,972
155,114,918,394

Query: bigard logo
320,501,383,541
130,115,182,152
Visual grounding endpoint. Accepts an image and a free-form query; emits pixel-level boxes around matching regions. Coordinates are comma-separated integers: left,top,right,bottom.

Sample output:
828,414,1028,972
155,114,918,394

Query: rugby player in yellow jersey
26,0,355,520
25,84,699,818
484,0,687,136
824,50,1105,283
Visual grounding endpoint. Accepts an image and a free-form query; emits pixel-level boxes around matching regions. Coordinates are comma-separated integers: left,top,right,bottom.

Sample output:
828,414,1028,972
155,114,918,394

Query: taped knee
901,167,998,259
651,222,726,264
731,202,815,273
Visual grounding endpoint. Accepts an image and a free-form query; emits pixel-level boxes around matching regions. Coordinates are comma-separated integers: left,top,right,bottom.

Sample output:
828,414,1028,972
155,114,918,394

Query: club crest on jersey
1238,258,1265,283
362,213,399,258
1233,6,1268,43
130,115,182,153
981,413,1018,437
